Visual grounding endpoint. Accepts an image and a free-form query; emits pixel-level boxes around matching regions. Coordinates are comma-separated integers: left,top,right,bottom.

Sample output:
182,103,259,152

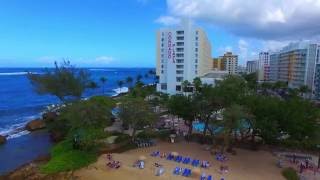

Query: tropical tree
118,97,156,141
126,76,133,89
28,60,91,102
136,74,143,82
100,77,107,94
298,85,310,97
167,95,197,136
193,77,202,93
221,104,248,153
117,80,124,93
181,80,191,95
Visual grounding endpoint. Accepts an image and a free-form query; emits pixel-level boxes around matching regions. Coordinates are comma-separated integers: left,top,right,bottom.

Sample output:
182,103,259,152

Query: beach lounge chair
182,168,188,176
200,173,206,180
173,167,180,175
156,167,165,176
207,175,212,180
177,156,183,163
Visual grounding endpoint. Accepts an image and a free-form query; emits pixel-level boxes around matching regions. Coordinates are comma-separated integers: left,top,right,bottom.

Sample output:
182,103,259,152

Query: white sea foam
7,130,30,139
89,69,116,72
112,87,129,96
0,72,41,76
0,114,41,139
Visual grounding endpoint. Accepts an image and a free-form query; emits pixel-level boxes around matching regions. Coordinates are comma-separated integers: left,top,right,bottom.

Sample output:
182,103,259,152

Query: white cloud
94,56,114,64
165,0,320,40
155,16,181,26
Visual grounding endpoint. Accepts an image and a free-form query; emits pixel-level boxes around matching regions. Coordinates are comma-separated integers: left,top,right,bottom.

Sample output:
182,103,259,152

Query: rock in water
26,119,46,131
42,112,57,122
0,135,6,145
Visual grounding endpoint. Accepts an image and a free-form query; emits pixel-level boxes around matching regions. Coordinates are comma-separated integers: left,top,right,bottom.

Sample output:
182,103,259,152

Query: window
195,65,198,69
177,42,184,46
176,48,184,52
195,59,198,63
176,65,184,69
161,83,167,90
195,42,198,46
176,70,183,74
196,30,199,35
195,71,198,74
195,48,198,52
176,85,182,91
161,38,164,41
195,53,198,57
176,59,184,63
177,36,184,40
161,65,164,68
161,43,164,47
161,54,164,58
177,30,184,35
176,77,183,82
195,36,198,41
176,53,184,58
161,49,164,52
161,70,164,74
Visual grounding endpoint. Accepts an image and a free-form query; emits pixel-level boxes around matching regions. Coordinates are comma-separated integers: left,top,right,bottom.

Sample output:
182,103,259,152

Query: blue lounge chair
187,169,192,176
200,173,206,180
182,168,188,176
207,175,212,180
173,167,180,175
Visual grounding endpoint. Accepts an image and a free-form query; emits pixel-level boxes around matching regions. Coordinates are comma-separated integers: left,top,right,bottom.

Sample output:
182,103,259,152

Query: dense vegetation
28,61,319,174
166,73,320,152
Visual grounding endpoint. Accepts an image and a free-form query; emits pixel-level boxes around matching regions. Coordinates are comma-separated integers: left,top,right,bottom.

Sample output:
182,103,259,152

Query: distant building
200,71,229,86
258,52,270,81
156,20,212,95
212,57,222,70
246,60,257,74
217,52,238,75
269,42,320,99
237,65,246,75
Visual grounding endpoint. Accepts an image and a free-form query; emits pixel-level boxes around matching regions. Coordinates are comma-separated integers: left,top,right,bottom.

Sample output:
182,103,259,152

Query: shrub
41,140,97,174
156,129,171,140
136,129,157,139
68,128,109,151
282,167,299,180
114,133,131,144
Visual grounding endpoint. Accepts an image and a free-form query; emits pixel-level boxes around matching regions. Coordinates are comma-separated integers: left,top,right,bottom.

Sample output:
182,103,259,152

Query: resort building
258,52,270,81
212,57,222,71
269,42,320,99
246,60,258,74
212,52,238,74
156,20,212,95
220,52,238,75
200,71,229,86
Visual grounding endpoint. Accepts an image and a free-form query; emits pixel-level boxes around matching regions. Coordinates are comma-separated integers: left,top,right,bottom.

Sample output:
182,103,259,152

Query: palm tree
192,77,202,93
182,80,191,95
136,74,143,82
298,85,310,97
100,77,107,94
221,104,248,153
126,76,133,90
117,80,124,93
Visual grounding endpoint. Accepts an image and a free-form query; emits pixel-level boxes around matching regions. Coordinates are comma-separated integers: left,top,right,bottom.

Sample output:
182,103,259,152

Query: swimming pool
192,122,223,134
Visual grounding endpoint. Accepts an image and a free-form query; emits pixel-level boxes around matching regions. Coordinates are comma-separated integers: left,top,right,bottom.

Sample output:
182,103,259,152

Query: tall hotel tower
156,20,212,95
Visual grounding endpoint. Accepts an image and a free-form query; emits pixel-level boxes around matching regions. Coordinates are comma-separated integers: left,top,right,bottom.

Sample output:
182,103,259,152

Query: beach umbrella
139,155,146,161
171,152,179,157
192,167,201,177
170,134,176,138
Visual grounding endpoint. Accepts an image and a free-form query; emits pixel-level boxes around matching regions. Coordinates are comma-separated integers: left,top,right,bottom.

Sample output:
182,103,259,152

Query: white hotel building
156,20,212,95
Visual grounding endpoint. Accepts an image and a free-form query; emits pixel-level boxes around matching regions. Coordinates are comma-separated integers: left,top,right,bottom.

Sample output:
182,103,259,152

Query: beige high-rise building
213,52,238,74
156,20,212,94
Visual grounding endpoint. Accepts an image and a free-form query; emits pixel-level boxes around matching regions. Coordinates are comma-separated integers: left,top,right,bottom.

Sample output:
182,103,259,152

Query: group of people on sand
106,154,121,169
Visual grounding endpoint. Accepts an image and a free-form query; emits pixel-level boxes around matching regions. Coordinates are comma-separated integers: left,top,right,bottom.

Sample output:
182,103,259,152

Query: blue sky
0,0,319,67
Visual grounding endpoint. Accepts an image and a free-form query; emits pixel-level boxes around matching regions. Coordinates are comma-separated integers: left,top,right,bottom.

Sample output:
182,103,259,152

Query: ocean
0,67,154,174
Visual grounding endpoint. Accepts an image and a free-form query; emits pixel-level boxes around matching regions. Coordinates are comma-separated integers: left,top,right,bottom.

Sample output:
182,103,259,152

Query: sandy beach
75,141,285,180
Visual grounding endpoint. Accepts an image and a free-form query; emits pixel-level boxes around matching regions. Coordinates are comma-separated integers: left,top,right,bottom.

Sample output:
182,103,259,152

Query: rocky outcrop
25,119,46,131
49,130,65,142
0,135,6,145
42,112,57,122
